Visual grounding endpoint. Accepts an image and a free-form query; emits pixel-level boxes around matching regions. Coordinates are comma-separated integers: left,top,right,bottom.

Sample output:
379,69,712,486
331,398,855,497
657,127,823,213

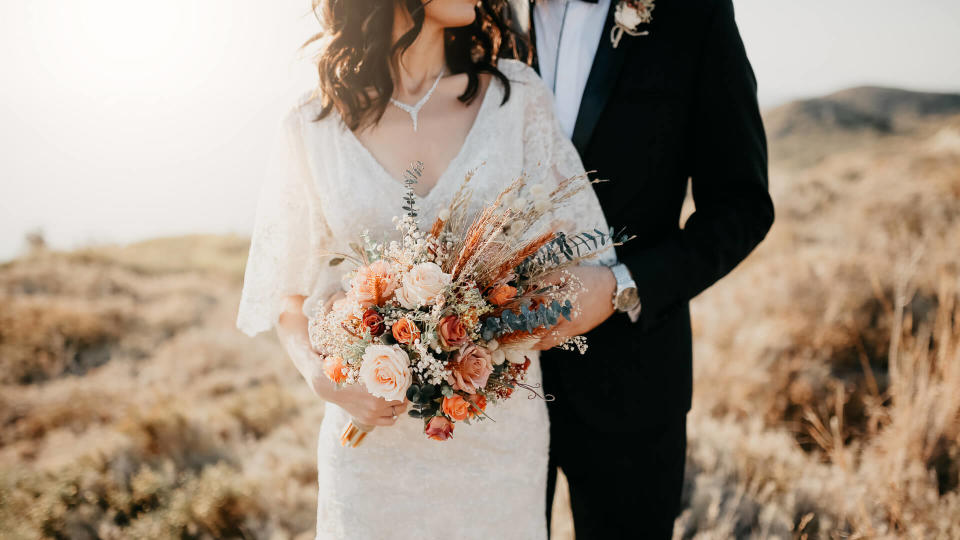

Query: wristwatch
611,263,641,313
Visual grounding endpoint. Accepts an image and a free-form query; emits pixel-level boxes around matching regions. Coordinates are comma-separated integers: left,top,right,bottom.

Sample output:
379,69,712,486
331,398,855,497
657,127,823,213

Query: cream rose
359,344,412,401
395,262,451,309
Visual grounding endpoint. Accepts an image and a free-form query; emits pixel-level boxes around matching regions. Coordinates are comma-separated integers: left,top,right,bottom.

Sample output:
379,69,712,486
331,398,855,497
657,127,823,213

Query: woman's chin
427,2,478,28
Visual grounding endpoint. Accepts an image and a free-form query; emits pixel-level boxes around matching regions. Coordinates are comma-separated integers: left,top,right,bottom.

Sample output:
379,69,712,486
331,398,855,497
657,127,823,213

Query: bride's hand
298,346,409,427
533,265,616,350
322,382,409,427
276,294,408,427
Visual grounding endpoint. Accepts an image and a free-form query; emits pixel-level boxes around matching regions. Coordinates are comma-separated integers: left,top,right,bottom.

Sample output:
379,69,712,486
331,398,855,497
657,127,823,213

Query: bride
237,0,615,538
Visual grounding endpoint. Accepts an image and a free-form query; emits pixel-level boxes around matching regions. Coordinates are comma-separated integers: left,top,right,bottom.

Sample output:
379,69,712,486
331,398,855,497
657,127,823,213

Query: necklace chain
389,69,444,132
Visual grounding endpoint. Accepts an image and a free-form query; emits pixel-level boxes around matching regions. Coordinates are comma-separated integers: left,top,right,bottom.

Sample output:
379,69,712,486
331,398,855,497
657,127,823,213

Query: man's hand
534,265,616,350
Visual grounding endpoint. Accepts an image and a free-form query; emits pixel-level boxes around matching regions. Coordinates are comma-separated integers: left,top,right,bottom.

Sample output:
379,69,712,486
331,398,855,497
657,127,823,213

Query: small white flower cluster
558,335,588,354
393,213,429,260
342,365,361,384
411,338,447,385
308,310,355,358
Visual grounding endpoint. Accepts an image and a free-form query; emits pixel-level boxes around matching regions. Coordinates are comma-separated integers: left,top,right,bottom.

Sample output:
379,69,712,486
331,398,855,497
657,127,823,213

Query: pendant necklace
390,69,444,132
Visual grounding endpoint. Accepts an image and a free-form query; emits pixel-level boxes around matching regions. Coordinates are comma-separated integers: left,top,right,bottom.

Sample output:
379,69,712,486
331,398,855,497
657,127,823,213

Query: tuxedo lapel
570,3,629,155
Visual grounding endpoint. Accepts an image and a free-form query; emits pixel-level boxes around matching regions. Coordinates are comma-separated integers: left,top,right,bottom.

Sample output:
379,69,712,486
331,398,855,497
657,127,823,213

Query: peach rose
391,318,420,345
395,262,451,309
360,308,385,336
359,344,411,401
425,416,454,441
323,356,348,384
350,260,398,307
487,284,517,306
442,395,470,421
447,343,494,394
438,315,469,349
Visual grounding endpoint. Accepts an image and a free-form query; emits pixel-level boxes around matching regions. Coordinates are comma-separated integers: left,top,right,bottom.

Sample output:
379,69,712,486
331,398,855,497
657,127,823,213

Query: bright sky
2,0,959,262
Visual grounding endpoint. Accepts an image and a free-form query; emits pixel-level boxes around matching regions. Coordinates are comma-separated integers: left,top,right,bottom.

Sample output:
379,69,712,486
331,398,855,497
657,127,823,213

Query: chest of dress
298,99,528,242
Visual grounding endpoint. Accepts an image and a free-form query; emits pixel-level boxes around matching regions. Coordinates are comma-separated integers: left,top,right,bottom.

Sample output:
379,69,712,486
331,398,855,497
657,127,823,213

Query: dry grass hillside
1,87,959,539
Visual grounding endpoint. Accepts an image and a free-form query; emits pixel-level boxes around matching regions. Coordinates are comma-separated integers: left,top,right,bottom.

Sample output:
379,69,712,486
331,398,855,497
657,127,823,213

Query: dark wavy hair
303,0,530,131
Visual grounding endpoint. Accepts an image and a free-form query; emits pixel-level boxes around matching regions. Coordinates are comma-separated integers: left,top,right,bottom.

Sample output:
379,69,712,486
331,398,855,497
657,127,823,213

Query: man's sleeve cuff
626,300,642,323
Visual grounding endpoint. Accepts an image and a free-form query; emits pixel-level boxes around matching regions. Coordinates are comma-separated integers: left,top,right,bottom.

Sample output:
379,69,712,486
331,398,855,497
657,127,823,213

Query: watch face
615,288,640,311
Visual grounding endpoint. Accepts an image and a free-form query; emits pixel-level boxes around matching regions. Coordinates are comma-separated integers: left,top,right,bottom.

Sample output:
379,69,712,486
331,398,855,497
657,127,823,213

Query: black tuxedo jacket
531,0,775,431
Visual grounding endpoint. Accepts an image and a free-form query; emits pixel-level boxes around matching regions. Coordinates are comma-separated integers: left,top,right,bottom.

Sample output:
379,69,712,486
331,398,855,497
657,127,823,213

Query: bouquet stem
340,419,374,448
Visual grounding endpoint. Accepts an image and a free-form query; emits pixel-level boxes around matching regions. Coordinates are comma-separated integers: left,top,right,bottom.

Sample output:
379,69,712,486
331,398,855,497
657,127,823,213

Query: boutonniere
611,0,655,49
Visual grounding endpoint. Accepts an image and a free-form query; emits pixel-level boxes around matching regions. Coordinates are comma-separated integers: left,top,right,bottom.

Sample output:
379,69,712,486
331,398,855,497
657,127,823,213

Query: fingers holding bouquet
332,385,408,427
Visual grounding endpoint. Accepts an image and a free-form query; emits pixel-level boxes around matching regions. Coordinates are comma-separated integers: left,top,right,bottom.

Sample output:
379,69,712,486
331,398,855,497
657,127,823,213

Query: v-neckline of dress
337,76,498,201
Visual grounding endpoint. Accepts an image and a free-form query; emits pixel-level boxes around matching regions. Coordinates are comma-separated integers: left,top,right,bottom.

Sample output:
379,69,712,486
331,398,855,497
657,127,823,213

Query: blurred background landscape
3,85,959,540
2,1,960,539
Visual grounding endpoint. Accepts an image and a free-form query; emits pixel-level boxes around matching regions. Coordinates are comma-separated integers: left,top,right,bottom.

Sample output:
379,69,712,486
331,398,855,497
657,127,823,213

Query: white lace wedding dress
236,59,613,540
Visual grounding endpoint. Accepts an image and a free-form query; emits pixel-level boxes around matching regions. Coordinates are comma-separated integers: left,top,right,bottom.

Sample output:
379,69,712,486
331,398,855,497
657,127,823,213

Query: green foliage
405,383,436,405
401,161,424,218
407,383,440,419
480,299,572,341
517,227,631,276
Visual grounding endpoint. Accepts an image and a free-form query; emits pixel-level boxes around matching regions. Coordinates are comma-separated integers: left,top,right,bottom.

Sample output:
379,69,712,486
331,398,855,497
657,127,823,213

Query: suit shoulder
656,0,727,25
680,0,728,11
686,0,733,20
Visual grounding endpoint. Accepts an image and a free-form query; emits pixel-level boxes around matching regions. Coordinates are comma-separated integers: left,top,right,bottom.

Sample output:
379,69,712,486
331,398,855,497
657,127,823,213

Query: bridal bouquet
308,162,623,446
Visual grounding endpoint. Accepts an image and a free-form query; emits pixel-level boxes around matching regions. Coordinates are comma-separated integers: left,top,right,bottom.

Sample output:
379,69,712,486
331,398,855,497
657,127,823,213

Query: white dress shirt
532,0,611,138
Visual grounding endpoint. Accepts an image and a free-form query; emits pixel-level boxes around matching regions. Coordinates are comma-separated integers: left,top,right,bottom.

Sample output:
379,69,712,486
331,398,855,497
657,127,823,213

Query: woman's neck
391,9,446,97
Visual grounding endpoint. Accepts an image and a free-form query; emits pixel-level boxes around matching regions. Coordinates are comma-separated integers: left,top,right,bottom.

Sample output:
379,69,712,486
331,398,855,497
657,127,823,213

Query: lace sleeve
236,106,341,337
514,62,618,267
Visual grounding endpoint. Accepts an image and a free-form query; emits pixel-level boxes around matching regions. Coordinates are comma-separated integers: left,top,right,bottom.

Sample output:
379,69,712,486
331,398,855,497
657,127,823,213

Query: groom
524,0,775,537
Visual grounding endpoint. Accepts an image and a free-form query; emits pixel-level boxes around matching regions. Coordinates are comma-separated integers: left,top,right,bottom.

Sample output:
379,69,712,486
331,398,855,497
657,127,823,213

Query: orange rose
350,260,398,307
425,416,454,441
469,394,487,417
487,284,517,306
391,318,421,345
323,356,348,384
442,395,470,421
438,315,469,349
